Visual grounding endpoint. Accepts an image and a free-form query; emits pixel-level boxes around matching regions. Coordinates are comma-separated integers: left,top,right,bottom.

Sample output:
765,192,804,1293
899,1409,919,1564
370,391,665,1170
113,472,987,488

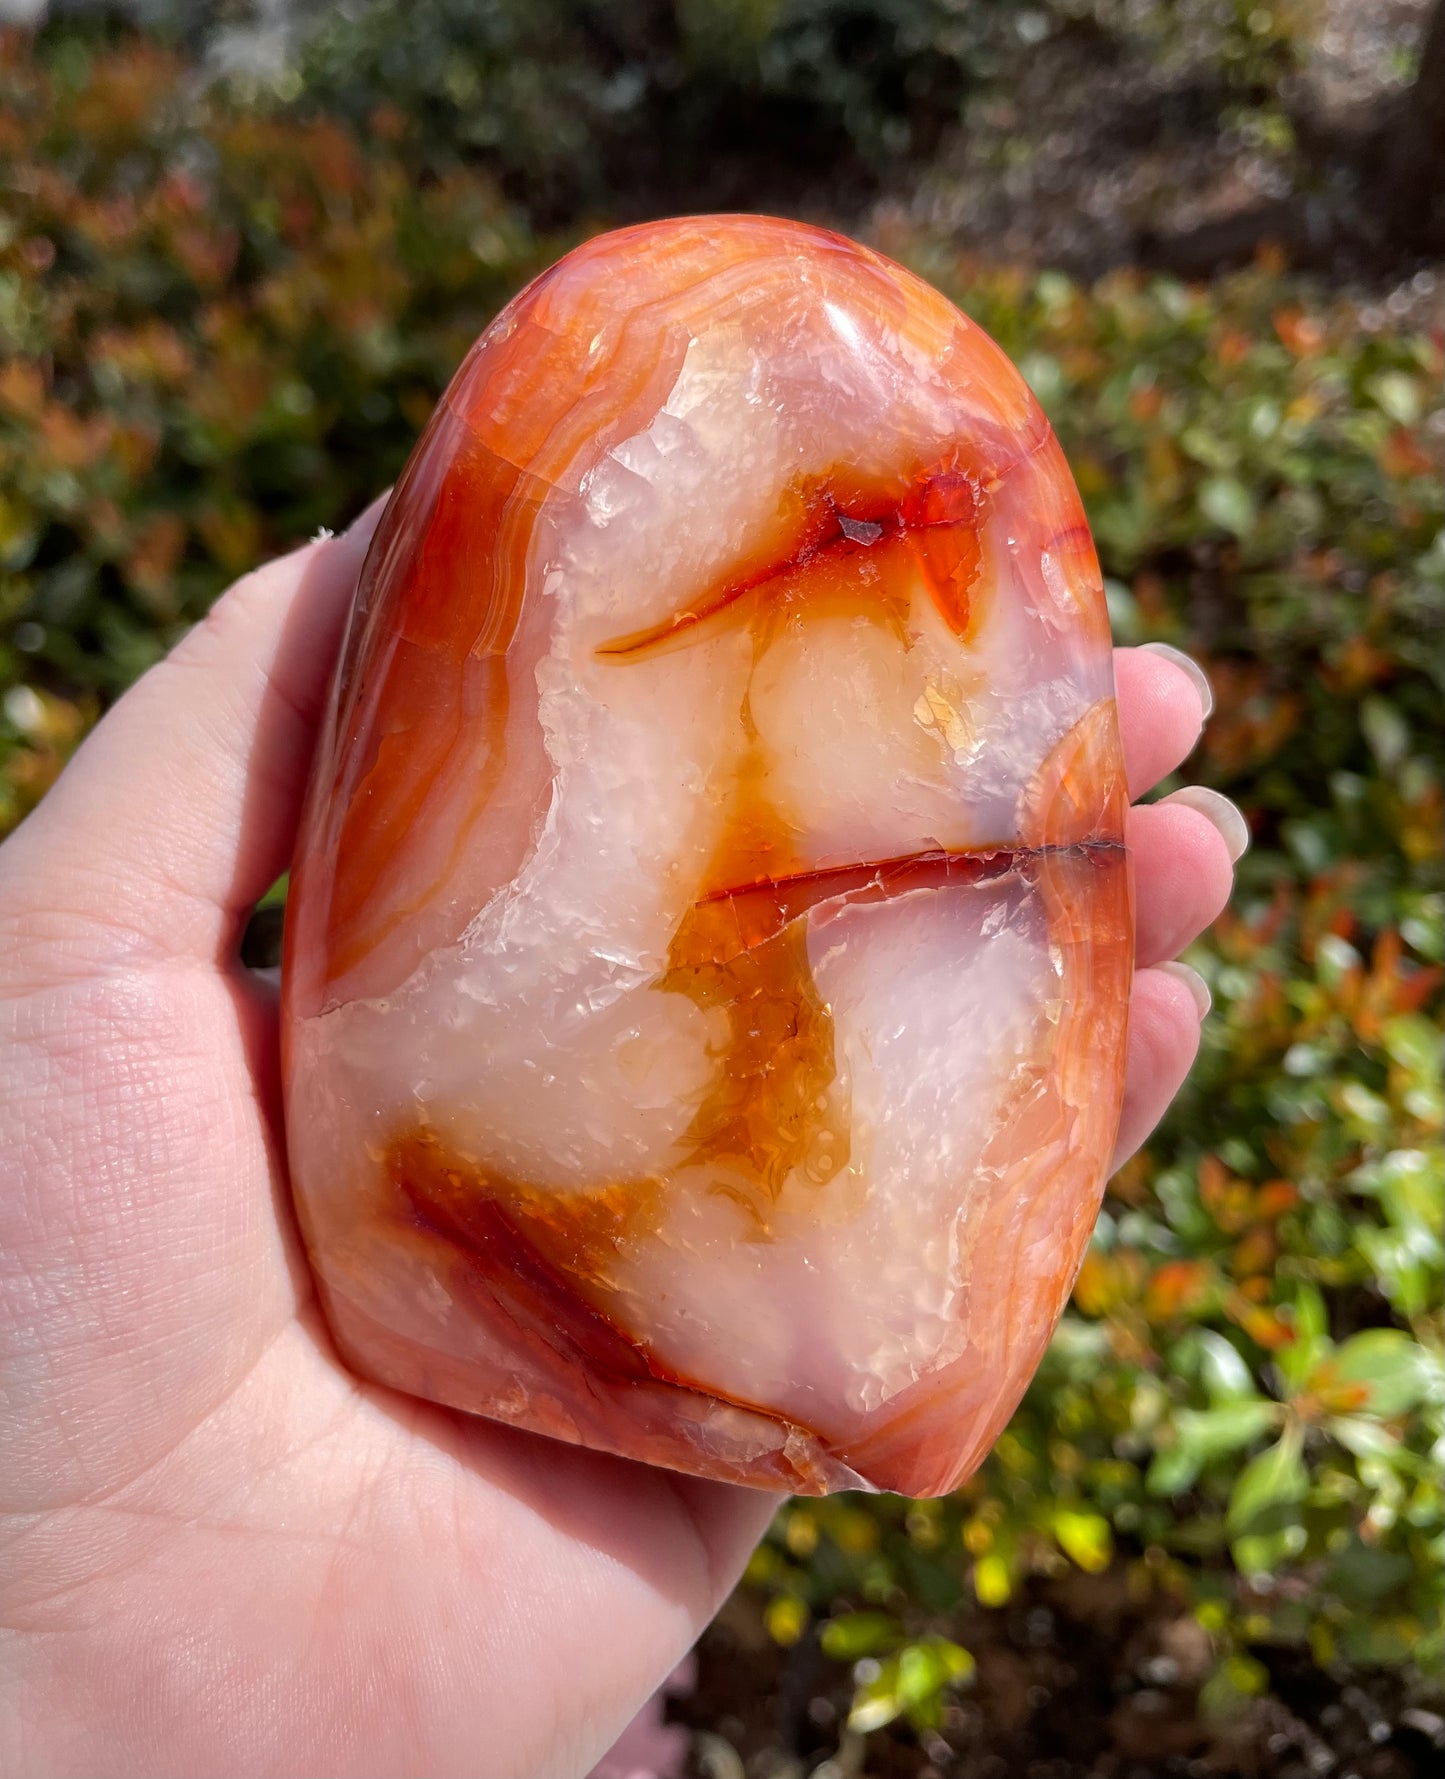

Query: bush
0,30,547,830
2,25,1441,1762
256,0,1316,222
254,0,998,225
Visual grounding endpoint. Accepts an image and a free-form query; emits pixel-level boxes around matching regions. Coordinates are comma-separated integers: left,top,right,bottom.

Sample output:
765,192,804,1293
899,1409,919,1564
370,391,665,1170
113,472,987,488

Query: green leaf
820,1611,897,1663
1176,1400,1281,1465
1196,1331,1256,1402
1277,1286,1332,1392
1331,1329,1435,1418
1227,1424,1308,1534
973,1551,1012,1608
1367,369,1423,426
1232,1521,1309,1576
1103,576,1142,644
1053,1508,1113,1573
848,1658,906,1735
1361,696,1410,771
896,1638,975,1716
1180,424,1236,471
1198,474,1256,537
1291,1284,1329,1346
1328,1415,1403,1461
764,1594,807,1646
256,869,290,909
1035,270,1074,311
1146,1444,1203,1497
847,1640,974,1735
1382,1014,1440,1081
1018,351,1064,406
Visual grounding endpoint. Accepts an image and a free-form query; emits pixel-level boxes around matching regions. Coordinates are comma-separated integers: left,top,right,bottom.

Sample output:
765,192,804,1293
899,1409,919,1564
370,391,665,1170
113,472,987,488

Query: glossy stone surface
282,216,1133,1497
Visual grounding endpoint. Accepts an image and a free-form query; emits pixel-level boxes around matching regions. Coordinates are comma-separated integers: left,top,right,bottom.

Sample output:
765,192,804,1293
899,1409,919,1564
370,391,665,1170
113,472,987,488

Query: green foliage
282,0,1004,194
0,32,546,829
3,22,1441,1749
265,0,1322,215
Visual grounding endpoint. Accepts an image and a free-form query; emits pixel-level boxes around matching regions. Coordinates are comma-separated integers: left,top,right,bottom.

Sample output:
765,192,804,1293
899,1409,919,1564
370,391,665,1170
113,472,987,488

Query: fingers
0,499,386,971
1129,791,1244,967
1114,644,1210,799
1110,642,1223,1164
1111,964,1209,1169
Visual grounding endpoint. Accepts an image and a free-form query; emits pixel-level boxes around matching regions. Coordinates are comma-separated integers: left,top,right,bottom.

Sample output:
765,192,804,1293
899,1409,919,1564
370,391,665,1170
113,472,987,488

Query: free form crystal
282,216,1133,1496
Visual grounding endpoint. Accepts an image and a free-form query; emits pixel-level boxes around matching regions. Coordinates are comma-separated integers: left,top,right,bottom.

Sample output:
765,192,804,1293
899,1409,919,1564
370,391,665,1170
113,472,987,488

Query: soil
674,1571,1445,1779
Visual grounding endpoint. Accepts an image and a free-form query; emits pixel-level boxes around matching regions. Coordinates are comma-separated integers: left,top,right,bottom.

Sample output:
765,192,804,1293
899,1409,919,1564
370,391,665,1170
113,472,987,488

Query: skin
0,500,1236,1779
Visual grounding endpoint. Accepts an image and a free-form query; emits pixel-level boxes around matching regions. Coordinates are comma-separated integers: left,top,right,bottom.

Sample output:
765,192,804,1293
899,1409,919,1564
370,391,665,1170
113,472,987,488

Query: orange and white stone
282,216,1133,1497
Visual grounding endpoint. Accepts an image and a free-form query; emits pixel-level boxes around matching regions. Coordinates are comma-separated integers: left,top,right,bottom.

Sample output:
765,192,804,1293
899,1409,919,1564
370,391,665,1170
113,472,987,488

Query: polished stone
282,216,1133,1496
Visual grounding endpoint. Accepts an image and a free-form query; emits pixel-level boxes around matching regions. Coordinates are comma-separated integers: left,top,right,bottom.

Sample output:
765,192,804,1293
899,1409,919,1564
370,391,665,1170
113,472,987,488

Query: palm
0,512,1235,1778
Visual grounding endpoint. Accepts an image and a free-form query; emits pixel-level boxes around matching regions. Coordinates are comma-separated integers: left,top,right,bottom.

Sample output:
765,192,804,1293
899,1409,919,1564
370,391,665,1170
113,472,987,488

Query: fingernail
1158,960,1212,1021
1140,642,1214,719
1163,785,1250,863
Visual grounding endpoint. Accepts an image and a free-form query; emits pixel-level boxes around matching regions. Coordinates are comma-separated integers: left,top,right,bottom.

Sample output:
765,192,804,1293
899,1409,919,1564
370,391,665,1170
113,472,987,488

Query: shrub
273,0,1011,203
258,0,1317,222
0,30,544,829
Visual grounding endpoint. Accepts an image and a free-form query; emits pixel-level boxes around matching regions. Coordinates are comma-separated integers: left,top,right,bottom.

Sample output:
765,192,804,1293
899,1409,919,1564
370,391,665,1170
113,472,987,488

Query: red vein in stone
391,1144,828,1481
595,470,984,660
692,840,1125,962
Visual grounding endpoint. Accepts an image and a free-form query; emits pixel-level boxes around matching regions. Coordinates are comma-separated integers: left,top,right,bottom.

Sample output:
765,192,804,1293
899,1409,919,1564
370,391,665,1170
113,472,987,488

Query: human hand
0,505,1238,1778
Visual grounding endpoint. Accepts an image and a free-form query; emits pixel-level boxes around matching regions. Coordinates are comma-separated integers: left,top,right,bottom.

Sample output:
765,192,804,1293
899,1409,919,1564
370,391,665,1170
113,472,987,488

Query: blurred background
1,2,1440,1774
